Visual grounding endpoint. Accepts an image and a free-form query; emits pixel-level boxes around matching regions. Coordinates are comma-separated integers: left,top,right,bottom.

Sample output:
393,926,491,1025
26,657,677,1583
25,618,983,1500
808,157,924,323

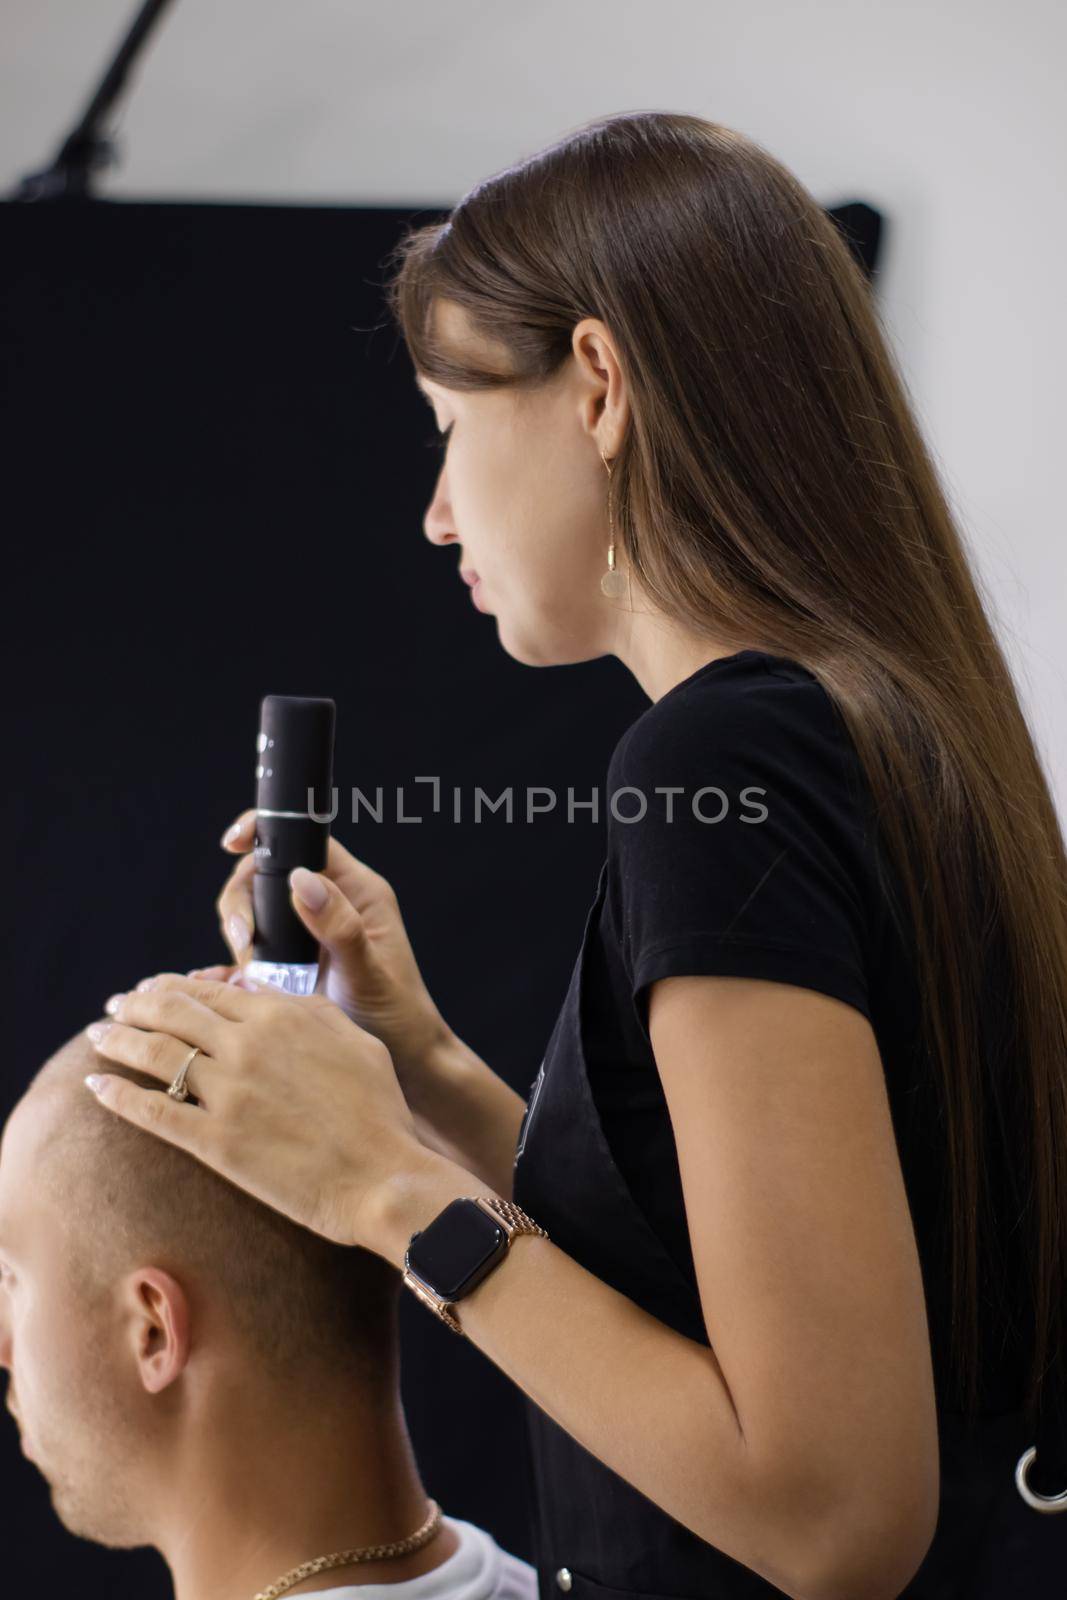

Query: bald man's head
18,1028,401,1388
0,1027,404,1548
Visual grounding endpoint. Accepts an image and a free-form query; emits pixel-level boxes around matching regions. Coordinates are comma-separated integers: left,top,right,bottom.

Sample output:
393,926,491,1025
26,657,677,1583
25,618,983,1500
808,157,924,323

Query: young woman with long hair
87,111,1067,1598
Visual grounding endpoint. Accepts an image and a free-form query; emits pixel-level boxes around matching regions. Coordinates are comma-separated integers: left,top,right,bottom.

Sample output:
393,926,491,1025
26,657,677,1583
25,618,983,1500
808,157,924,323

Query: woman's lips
459,567,489,609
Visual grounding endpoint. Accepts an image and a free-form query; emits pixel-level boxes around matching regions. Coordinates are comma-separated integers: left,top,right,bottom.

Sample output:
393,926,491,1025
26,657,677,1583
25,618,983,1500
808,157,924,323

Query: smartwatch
402,1195,547,1335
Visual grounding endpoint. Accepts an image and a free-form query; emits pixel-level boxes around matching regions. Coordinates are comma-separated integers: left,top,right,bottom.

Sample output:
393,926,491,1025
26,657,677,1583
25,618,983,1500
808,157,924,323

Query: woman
83,112,1067,1598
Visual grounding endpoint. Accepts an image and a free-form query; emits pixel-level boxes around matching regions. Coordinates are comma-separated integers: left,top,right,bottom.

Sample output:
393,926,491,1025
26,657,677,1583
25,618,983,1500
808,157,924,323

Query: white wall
5,0,1065,810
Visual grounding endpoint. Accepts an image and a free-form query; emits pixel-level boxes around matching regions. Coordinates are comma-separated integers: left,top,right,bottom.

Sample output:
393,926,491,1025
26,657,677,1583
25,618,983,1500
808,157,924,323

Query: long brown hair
383,110,1067,1432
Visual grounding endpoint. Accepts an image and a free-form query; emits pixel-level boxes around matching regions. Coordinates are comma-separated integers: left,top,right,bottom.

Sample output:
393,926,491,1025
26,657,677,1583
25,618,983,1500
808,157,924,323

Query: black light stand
13,0,175,201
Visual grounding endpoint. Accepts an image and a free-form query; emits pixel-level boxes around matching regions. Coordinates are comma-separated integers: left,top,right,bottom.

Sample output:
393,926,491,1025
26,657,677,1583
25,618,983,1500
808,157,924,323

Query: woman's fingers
152,971,270,1016
218,809,257,958
86,976,282,1096
289,865,369,946
220,809,256,852
83,1070,208,1154
216,848,257,962
86,991,229,1091
220,812,389,903
216,814,399,974
87,1021,215,1099
109,973,260,1028
320,836,399,917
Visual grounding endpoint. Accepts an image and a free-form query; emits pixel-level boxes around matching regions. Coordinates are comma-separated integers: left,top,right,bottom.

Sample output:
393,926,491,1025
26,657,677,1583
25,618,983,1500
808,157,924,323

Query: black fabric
512,648,1066,1598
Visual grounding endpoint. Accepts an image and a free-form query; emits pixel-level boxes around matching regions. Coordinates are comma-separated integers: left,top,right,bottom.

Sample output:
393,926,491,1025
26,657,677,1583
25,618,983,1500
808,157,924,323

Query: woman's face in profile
418,299,628,669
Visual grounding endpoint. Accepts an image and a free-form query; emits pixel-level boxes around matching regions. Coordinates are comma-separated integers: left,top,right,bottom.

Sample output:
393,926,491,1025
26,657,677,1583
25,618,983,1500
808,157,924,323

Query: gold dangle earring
599,452,631,604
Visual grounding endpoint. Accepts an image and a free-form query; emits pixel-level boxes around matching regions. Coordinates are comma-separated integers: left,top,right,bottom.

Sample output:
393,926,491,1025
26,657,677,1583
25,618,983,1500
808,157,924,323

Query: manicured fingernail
104,993,125,1015
86,1022,111,1044
136,976,158,992
221,820,245,846
290,867,328,911
228,913,251,952
84,1075,106,1094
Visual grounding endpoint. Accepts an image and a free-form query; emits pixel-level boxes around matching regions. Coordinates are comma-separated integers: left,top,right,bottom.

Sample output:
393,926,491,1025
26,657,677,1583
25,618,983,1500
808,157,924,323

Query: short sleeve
605,671,874,1039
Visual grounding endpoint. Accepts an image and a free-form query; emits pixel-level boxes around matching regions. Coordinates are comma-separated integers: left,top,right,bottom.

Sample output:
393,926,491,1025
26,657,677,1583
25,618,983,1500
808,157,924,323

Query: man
0,1026,537,1599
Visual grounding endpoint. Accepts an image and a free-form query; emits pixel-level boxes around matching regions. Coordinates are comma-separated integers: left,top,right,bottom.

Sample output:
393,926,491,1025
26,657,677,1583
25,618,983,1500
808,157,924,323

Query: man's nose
422,467,458,547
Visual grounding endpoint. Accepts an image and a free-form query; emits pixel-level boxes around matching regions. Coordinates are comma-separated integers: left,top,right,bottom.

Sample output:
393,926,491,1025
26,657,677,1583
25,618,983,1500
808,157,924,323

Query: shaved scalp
27,1029,401,1390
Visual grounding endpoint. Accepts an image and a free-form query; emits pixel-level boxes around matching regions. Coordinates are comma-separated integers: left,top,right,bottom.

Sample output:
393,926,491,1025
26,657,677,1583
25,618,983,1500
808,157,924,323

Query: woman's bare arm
361,974,940,1600
405,1027,526,1198
366,1149,807,1589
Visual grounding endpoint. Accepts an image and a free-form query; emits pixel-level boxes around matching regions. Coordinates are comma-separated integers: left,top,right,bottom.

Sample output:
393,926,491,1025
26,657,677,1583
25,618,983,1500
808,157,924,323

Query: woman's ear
571,317,630,458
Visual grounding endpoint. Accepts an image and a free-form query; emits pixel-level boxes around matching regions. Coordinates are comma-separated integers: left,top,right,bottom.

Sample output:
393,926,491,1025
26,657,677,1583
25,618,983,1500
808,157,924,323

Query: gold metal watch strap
401,1269,465,1335
473,1195,549,1241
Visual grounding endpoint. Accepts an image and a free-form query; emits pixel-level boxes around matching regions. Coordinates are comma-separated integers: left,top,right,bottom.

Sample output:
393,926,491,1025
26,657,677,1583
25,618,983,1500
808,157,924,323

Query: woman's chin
489,598,597,668
499,627,556,668
500,630,586,670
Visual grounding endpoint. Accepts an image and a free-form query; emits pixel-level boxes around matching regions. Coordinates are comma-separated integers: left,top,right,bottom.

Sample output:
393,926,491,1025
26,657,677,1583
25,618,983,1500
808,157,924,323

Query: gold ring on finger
167,1044,203,1103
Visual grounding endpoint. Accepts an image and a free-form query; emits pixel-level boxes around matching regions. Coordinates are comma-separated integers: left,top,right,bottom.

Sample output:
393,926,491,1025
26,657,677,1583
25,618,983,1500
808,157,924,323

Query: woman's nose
422,469,458,547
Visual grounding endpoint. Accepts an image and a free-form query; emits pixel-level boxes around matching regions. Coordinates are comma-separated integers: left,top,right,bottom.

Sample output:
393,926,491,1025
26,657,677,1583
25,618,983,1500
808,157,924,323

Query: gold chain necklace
250,1499,443,1600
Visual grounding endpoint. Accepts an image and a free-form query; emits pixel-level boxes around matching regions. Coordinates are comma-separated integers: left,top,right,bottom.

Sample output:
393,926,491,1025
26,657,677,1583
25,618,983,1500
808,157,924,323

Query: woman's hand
205,812,528,1200
214,810,452,1084
83,972,437,1251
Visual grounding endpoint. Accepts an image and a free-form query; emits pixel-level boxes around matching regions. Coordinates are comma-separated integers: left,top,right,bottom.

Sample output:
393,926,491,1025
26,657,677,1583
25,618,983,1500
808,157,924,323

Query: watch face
405,1199,506,1301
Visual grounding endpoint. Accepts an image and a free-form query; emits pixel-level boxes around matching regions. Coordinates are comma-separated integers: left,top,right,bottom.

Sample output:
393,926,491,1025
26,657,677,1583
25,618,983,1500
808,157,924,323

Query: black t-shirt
582,647,1028,1416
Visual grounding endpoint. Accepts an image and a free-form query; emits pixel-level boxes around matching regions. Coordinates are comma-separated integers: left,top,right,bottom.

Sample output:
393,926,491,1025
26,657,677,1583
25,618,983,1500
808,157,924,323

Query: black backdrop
1,199,650,1593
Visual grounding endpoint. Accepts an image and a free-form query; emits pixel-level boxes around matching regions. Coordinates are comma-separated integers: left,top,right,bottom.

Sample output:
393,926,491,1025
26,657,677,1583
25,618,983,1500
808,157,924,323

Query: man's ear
120,1267,191,1395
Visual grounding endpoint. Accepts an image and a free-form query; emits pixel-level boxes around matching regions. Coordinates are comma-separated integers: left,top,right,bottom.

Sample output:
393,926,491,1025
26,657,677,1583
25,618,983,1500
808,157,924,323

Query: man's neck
157,1380,459,1600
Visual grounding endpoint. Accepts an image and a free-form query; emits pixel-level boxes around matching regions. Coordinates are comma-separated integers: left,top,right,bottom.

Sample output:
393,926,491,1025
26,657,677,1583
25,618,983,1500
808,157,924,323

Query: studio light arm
14,0,175,201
